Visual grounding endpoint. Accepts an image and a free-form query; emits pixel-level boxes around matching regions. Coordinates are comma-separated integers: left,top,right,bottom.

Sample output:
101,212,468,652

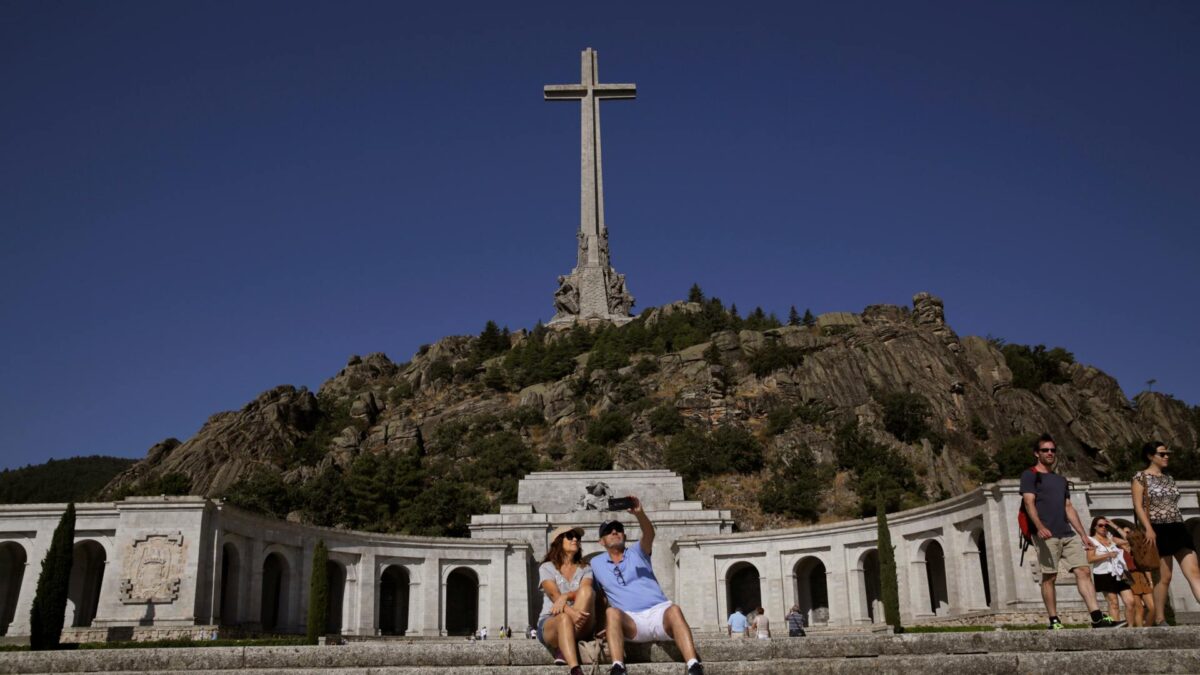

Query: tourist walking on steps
592,496,704,675
785,605,806,637
1021,433,1124,629
537,525,596,675
751,606,770,639
727,606,748,637
1087,516,1135,625
1132,441,1200,626
1117,524,1156,627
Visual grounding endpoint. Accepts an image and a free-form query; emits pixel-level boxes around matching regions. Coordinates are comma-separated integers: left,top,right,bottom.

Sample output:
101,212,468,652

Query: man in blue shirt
592,496,703,675
726,607,748,637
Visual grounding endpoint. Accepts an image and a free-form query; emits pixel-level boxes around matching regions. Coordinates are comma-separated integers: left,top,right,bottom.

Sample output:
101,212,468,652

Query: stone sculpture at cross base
545,48,636,326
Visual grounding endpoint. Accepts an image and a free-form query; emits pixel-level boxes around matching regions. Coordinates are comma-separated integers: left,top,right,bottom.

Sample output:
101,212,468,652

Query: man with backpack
1020,433,1125,629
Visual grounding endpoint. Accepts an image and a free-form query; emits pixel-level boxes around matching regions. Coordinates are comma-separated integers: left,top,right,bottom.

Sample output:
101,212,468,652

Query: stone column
246,538,265,630
358,552,377,636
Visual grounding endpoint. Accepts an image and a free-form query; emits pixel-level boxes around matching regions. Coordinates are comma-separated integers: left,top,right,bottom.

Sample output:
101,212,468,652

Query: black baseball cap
599,520,625,537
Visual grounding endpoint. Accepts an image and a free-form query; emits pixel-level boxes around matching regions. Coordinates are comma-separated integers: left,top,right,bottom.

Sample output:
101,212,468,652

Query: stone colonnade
1,476,1198,640
672,479,1200,630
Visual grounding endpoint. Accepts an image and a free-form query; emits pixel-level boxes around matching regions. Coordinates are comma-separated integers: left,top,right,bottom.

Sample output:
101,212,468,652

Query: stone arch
219,542,243,626
858,549,882,624
325,559,347,634
921,540,949,616
68,540,106,627
260,552,290,632
725,562,761,619
0,542,27,636
971,530,991,608
794,556,829,625
445,567,479,636
380,565,411,636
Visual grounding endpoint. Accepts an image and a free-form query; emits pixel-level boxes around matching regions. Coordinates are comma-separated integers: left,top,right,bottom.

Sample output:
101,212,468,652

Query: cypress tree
306,540,329,644
30,502,75,650
788,306,801,326
687,283,705,303
802,309,816,328
876,497,903,631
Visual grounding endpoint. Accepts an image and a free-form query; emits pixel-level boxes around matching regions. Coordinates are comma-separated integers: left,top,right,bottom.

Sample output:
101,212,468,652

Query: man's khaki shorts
1035,536,1088,575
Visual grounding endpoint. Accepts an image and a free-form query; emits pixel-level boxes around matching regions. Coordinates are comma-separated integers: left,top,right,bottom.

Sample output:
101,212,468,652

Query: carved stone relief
119,532,185,604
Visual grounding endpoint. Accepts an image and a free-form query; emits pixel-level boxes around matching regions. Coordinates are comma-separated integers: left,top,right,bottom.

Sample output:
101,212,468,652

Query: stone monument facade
545,48,636,325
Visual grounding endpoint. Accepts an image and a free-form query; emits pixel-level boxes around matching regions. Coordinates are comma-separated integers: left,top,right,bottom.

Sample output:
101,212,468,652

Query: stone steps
2,628,1197,674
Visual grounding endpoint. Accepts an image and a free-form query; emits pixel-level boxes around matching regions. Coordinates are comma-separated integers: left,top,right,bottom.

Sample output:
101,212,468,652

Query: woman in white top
537,526,595,675
1087,516,1134,624
751,606,770,639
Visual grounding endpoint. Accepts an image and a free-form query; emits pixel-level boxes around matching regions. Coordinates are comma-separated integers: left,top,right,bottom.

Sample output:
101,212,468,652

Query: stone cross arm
544,83,637,101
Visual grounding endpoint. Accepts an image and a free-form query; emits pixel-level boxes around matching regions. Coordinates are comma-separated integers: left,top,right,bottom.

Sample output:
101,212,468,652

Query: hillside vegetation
0,456,136,504
99,289,1200,534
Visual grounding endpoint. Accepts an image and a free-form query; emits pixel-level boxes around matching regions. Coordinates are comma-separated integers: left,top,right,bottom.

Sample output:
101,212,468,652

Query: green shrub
880,391,933,444
501,406,545,429
427,359,454,384
388,380,414,404
586,411,633,446
969,415,989,441
634,358,659,377
1000,343,1074,391
747,342,806,376
664,426,764,488
460,431,537,503
221,468,298,519
765,407,796,436
648,405,685,436
483,367,507,391
571,443,613,471
288,395,361,467
834,424,923,516
758,453,827,522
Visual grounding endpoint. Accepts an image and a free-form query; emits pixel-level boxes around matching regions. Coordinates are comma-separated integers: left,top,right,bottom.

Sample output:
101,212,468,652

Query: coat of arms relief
119,531,185,604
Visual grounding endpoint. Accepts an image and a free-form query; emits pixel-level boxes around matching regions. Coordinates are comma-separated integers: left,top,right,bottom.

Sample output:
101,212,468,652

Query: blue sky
2,1,1197,470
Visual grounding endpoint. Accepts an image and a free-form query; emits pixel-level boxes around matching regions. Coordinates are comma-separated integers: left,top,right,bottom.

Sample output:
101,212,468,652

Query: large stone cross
545,48,636,325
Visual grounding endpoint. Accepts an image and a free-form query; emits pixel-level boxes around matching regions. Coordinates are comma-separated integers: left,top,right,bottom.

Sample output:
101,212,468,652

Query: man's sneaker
609,664,627,675
1049,618,1065,630
553,649,566,666
687,661,705,675
1092,615,1127,628
570,667,585,675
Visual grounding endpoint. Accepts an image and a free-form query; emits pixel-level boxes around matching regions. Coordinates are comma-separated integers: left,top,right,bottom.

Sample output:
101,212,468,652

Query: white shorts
625,600,674,643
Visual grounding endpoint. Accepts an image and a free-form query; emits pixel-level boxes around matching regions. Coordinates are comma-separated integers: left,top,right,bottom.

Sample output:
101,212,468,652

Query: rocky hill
101,292,1200,533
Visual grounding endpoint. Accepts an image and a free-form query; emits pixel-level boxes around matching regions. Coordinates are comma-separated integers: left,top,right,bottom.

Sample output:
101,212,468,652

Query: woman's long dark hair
1142,441,1166,467
1089,516,1111,538
541,532,583,567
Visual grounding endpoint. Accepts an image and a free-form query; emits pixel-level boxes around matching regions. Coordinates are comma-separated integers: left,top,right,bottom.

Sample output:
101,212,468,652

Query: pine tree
413,428,426,458
306,540,330,644
30,503,75,650
802,308,816,328
788,306,801,326
477,320,509,358
876,497,903,631
687,283,705,303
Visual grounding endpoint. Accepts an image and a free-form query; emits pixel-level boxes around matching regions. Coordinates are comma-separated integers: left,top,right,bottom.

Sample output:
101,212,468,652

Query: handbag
1128,528,1161,570
577,638,607,675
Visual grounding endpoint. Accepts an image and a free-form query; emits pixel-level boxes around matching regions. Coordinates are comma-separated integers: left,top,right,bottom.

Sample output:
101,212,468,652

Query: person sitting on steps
537,525,596,675
591,496,704,675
